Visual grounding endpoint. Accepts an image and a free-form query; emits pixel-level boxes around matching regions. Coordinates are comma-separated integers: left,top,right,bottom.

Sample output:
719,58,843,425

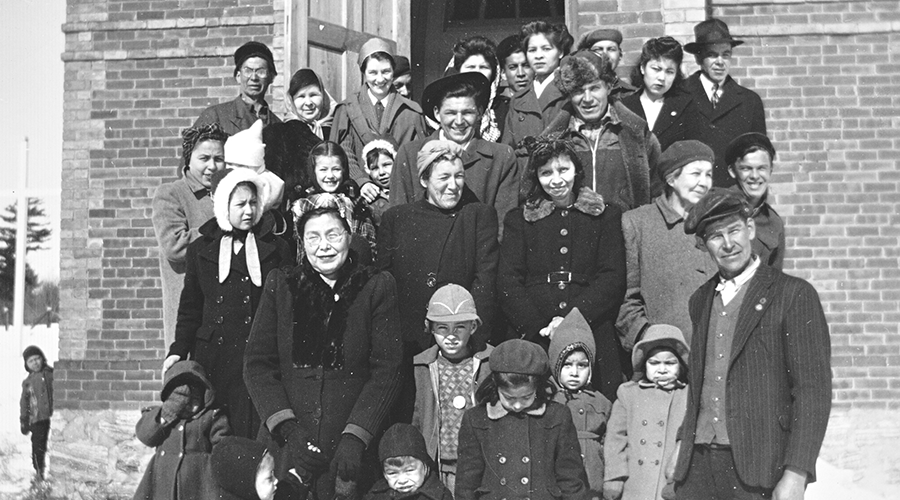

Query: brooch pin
671,111,677,116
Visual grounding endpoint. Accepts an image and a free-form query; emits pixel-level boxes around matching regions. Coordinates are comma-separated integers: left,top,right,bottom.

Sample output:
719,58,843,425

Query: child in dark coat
20,345,53,480
364,423,453,500
211,436,307,500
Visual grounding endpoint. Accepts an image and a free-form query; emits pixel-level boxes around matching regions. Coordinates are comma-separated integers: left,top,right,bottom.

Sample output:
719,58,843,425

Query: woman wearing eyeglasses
244,205,403,499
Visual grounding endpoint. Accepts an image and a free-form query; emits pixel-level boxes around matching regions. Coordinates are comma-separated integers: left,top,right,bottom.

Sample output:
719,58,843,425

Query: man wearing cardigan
670,188,831,500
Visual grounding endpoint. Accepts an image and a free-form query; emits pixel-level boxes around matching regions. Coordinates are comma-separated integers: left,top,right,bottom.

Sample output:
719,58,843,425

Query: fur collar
523,187,606,222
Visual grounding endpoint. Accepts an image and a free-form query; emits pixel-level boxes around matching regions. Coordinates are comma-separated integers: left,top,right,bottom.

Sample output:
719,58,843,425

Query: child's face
383,458,427,494
314,155,344,193
26,355,44,373
498,382,537,414
559,350,590,391
431,320,476,361
255,451,277,500
227,184,259,231
645,348,681,389
368,153,394,189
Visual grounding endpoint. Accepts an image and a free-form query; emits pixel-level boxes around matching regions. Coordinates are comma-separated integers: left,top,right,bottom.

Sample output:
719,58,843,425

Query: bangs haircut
440,80,485,114
307,141,351,194
452,36,499,82
475,371,555,405
524,138,585,202
520,21,574,54
629,36,686,95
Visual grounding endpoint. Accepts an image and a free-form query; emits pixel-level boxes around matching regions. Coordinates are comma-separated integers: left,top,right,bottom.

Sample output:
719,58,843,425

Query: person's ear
746,217,756,241
728,163,738,179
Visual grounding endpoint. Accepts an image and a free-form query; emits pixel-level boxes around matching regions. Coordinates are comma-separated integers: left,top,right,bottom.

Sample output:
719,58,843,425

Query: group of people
135,14,831,500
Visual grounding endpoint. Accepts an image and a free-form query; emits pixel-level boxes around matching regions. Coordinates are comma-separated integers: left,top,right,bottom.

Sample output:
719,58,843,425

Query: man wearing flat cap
668,188,831,500
194,41,281,135
682,18,767,188
577,28,636,100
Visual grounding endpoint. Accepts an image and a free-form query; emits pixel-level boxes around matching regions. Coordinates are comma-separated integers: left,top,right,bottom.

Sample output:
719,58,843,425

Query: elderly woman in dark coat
497,135,626,402
245,206,403,500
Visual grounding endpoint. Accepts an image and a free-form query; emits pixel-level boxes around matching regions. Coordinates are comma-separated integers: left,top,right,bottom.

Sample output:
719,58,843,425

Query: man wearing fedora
194,41,282,136
683,18,767,188
668,188,831,500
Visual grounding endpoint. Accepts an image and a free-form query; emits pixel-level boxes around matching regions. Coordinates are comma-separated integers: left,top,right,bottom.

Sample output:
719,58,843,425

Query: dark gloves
161,384,191,423
20,421,29,436
274,420,330,480
332,434,366,482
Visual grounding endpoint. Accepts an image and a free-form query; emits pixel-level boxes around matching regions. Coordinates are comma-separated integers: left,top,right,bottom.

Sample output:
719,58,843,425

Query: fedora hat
421,72,490,122
684,18,744,54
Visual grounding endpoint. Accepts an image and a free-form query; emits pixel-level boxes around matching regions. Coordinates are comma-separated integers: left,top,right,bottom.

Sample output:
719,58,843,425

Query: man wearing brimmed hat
194,41,281,136
682,18,767,189
668,188,831,500
389,71,519,237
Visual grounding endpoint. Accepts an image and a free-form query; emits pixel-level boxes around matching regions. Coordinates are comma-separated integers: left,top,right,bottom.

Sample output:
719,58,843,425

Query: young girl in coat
456,339,588,500
20,345,53,481
360,138,396,228
603,325,689,500
548,308,612,499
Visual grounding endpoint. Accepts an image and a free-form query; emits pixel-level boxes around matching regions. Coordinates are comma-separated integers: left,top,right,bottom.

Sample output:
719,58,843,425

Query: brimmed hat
632,324,689,376
394,55,411,77
725,132,776,167
491,339,549,376
212,436,268,500
684,18,744,54
683,187,752,237
379,423,432,466
426,283,482,326
547,308,595,382
421,72,490,122
234,41,276,77
357,38,394,67
658,140,715,182
577,28,623,50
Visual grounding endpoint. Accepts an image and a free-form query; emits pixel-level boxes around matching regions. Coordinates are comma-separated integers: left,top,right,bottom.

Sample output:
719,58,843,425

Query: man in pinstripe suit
669,188,831,500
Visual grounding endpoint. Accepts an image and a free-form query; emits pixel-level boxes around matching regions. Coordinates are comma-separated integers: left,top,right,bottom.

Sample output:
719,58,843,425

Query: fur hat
548,308,595,383
225,119,266,169
379,423,432,467
212,436,268,500
234,41,276,77
210,167,268,231
491,339,549,376
556,50,615,96
22,345,46,371
632,324,689,380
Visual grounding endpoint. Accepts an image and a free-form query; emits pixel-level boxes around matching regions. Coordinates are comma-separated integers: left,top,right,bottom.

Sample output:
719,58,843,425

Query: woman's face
460,54,494,82
303,213,350,280
669,160,713,208
227,184,259,231
187,140,225,188
364,57,394,100
526,33,562,78
537,154,576,206
292,84,324,122
314,155,344,193
420,158,465,210
642,57,679,100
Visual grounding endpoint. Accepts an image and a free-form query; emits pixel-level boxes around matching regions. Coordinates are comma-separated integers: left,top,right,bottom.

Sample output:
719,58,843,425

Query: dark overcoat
501,80,568,150
674,264,832,489
619,88,702,153
168,218,291,439
193,96,281,136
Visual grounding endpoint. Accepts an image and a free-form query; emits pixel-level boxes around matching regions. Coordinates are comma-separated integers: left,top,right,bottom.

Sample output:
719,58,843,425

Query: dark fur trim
556,56,600,96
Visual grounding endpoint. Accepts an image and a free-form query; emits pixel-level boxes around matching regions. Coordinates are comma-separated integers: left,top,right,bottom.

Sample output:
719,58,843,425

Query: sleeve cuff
342,423,374,448
266,409,297,432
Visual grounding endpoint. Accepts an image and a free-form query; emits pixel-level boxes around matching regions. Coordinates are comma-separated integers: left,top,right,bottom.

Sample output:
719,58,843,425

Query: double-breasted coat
674,264,832,489
167,218,291,439
619,88,702,153
501,79,569,150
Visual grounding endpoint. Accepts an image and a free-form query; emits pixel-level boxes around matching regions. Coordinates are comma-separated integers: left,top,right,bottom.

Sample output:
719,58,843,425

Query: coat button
560,228,568,236
642,420,648,426
178,425,184,431
578,408,584,414
559,301,567,310
638,459,643,465
244,316,252,324
521,477,529,485
658,421,665,426
243,296,250,304
518,115,525,121
242,276,248,282
655,460,660,465
657,441,663,447
216,295,224,304
522,456,529,464
215,316,223,324
558,282,566,290
217,337,224,345
560,246,568,254
500,478,507,485
160,451,165,456
499,456,506,464
560,210,568,217
640,439,646,444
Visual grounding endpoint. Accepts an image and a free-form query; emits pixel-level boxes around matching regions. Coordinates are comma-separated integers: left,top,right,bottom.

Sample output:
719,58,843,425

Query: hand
20,422,29,436
539,316,565,339
665,442,680,482
773,468,807,500
332,434,366,481
275,420,330,477
162,355,180,375
161,384,191,423
602,479,624,500
359,183,381,204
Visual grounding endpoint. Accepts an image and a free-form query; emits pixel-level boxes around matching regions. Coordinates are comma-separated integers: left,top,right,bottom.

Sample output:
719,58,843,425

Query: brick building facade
55,0,899,493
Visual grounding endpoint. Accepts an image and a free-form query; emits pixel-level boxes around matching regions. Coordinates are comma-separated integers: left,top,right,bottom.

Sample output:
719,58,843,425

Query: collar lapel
729,265,777,366
711,78,742,118
357,91,380,130
654,94,689,135
688,74,715,120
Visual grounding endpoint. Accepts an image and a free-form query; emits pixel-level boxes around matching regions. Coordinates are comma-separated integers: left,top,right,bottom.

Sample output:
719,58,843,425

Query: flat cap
683,187,752,236
491,339,549,376
578,28,623,49
725,132,776,167
658,140,715,182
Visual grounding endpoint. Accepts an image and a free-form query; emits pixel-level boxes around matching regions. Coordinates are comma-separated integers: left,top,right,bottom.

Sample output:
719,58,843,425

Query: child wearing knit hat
362,423,453,500
20,345,53,481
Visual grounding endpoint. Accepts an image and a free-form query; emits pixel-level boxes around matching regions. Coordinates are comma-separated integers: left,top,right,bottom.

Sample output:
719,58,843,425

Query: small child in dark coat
20,345,53,480
363,423,453,500
211,436,306,500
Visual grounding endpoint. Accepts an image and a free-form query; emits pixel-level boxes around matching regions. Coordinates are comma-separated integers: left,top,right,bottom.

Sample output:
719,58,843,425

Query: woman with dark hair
245,206,403,499
620,37,701,152
497,134,626,402
452,36,502,142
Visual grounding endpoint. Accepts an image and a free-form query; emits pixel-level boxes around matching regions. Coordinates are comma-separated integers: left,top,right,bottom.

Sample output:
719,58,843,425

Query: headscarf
181,122,228,174
416,140,464,178
286,68,335,140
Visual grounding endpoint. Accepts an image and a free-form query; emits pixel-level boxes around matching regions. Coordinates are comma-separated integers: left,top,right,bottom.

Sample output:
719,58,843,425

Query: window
447,0,565,23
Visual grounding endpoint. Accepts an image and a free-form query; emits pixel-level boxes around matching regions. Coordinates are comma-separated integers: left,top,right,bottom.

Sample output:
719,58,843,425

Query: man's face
730,149,772,207
703,217,756,279
436,96,480,145
503,51,534,93
590,40,622,71
235,56,272,101
697,42,732,84
570,80,609,123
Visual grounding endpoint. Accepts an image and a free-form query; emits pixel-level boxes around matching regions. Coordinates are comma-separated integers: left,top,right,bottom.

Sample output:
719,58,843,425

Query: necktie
375,100,385,128
711,83,719,109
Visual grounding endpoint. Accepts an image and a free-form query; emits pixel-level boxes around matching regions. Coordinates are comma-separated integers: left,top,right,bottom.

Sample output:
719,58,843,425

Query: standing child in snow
20,345,53,481
455,339,588,500
548,308,612,499
603,325,689,500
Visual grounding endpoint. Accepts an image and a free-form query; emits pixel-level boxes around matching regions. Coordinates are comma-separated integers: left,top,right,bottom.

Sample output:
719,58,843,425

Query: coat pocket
777,413,792,431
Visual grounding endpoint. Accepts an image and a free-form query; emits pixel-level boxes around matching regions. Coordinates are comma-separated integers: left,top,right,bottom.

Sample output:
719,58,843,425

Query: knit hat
416,140,463,178
210,167,268,232
358,37,394,67
394,55,411,78
491,339,549,376
212,436,269,500
379,423,432,467
577,28,623,50
632,324,689,379
225,119,266,169
547,308,595,383
683,187,752,237
657,140,715,182
725,132,776,167
426,284,482,326
234,41,276,77
22,345,46,371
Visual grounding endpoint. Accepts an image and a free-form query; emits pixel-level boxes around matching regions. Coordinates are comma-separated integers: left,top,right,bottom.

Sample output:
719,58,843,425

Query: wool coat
167,218,291,439
619,88,702,153
364,471,454,500
682,73,767,187
134,361,232,500
21,366,53,426
151,174,215,347
501,79,569,150
194,96,281,137
674,265,832,489
498,189,626,402
243,264,403,499
389,131,521,234
377,198,499,351
551,389,610,495
456,401,589,500
330,87,426,187
750,196,785,270
543,101,663,213
615,196,718,349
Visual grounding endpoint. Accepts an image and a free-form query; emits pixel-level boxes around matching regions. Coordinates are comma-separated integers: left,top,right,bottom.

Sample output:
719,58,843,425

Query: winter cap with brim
357,38,394,67
23,345,46,371
548,308,595,382
426,283,482,326
416,140,463,178
421,72,491,122
234,41,276,77
577,28,623,50
212,436,268,500
683,187,752,237
725,132,776,168
683,18,744,55
491,339,549,376
379,423,432,467
658,140,715,182
225,119,266,169
632,324,689,377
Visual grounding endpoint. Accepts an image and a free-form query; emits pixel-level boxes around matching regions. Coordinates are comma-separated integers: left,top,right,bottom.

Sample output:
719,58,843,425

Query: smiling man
670,188,831,500
194,41,281,136
683,19,767,188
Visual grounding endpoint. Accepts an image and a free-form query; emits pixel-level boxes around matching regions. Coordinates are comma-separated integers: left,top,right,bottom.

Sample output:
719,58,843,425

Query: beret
683,187,752,236
491,339,549,376
234,41,276,76
578,28,623,49
658,140,715,181
725,132,776,167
